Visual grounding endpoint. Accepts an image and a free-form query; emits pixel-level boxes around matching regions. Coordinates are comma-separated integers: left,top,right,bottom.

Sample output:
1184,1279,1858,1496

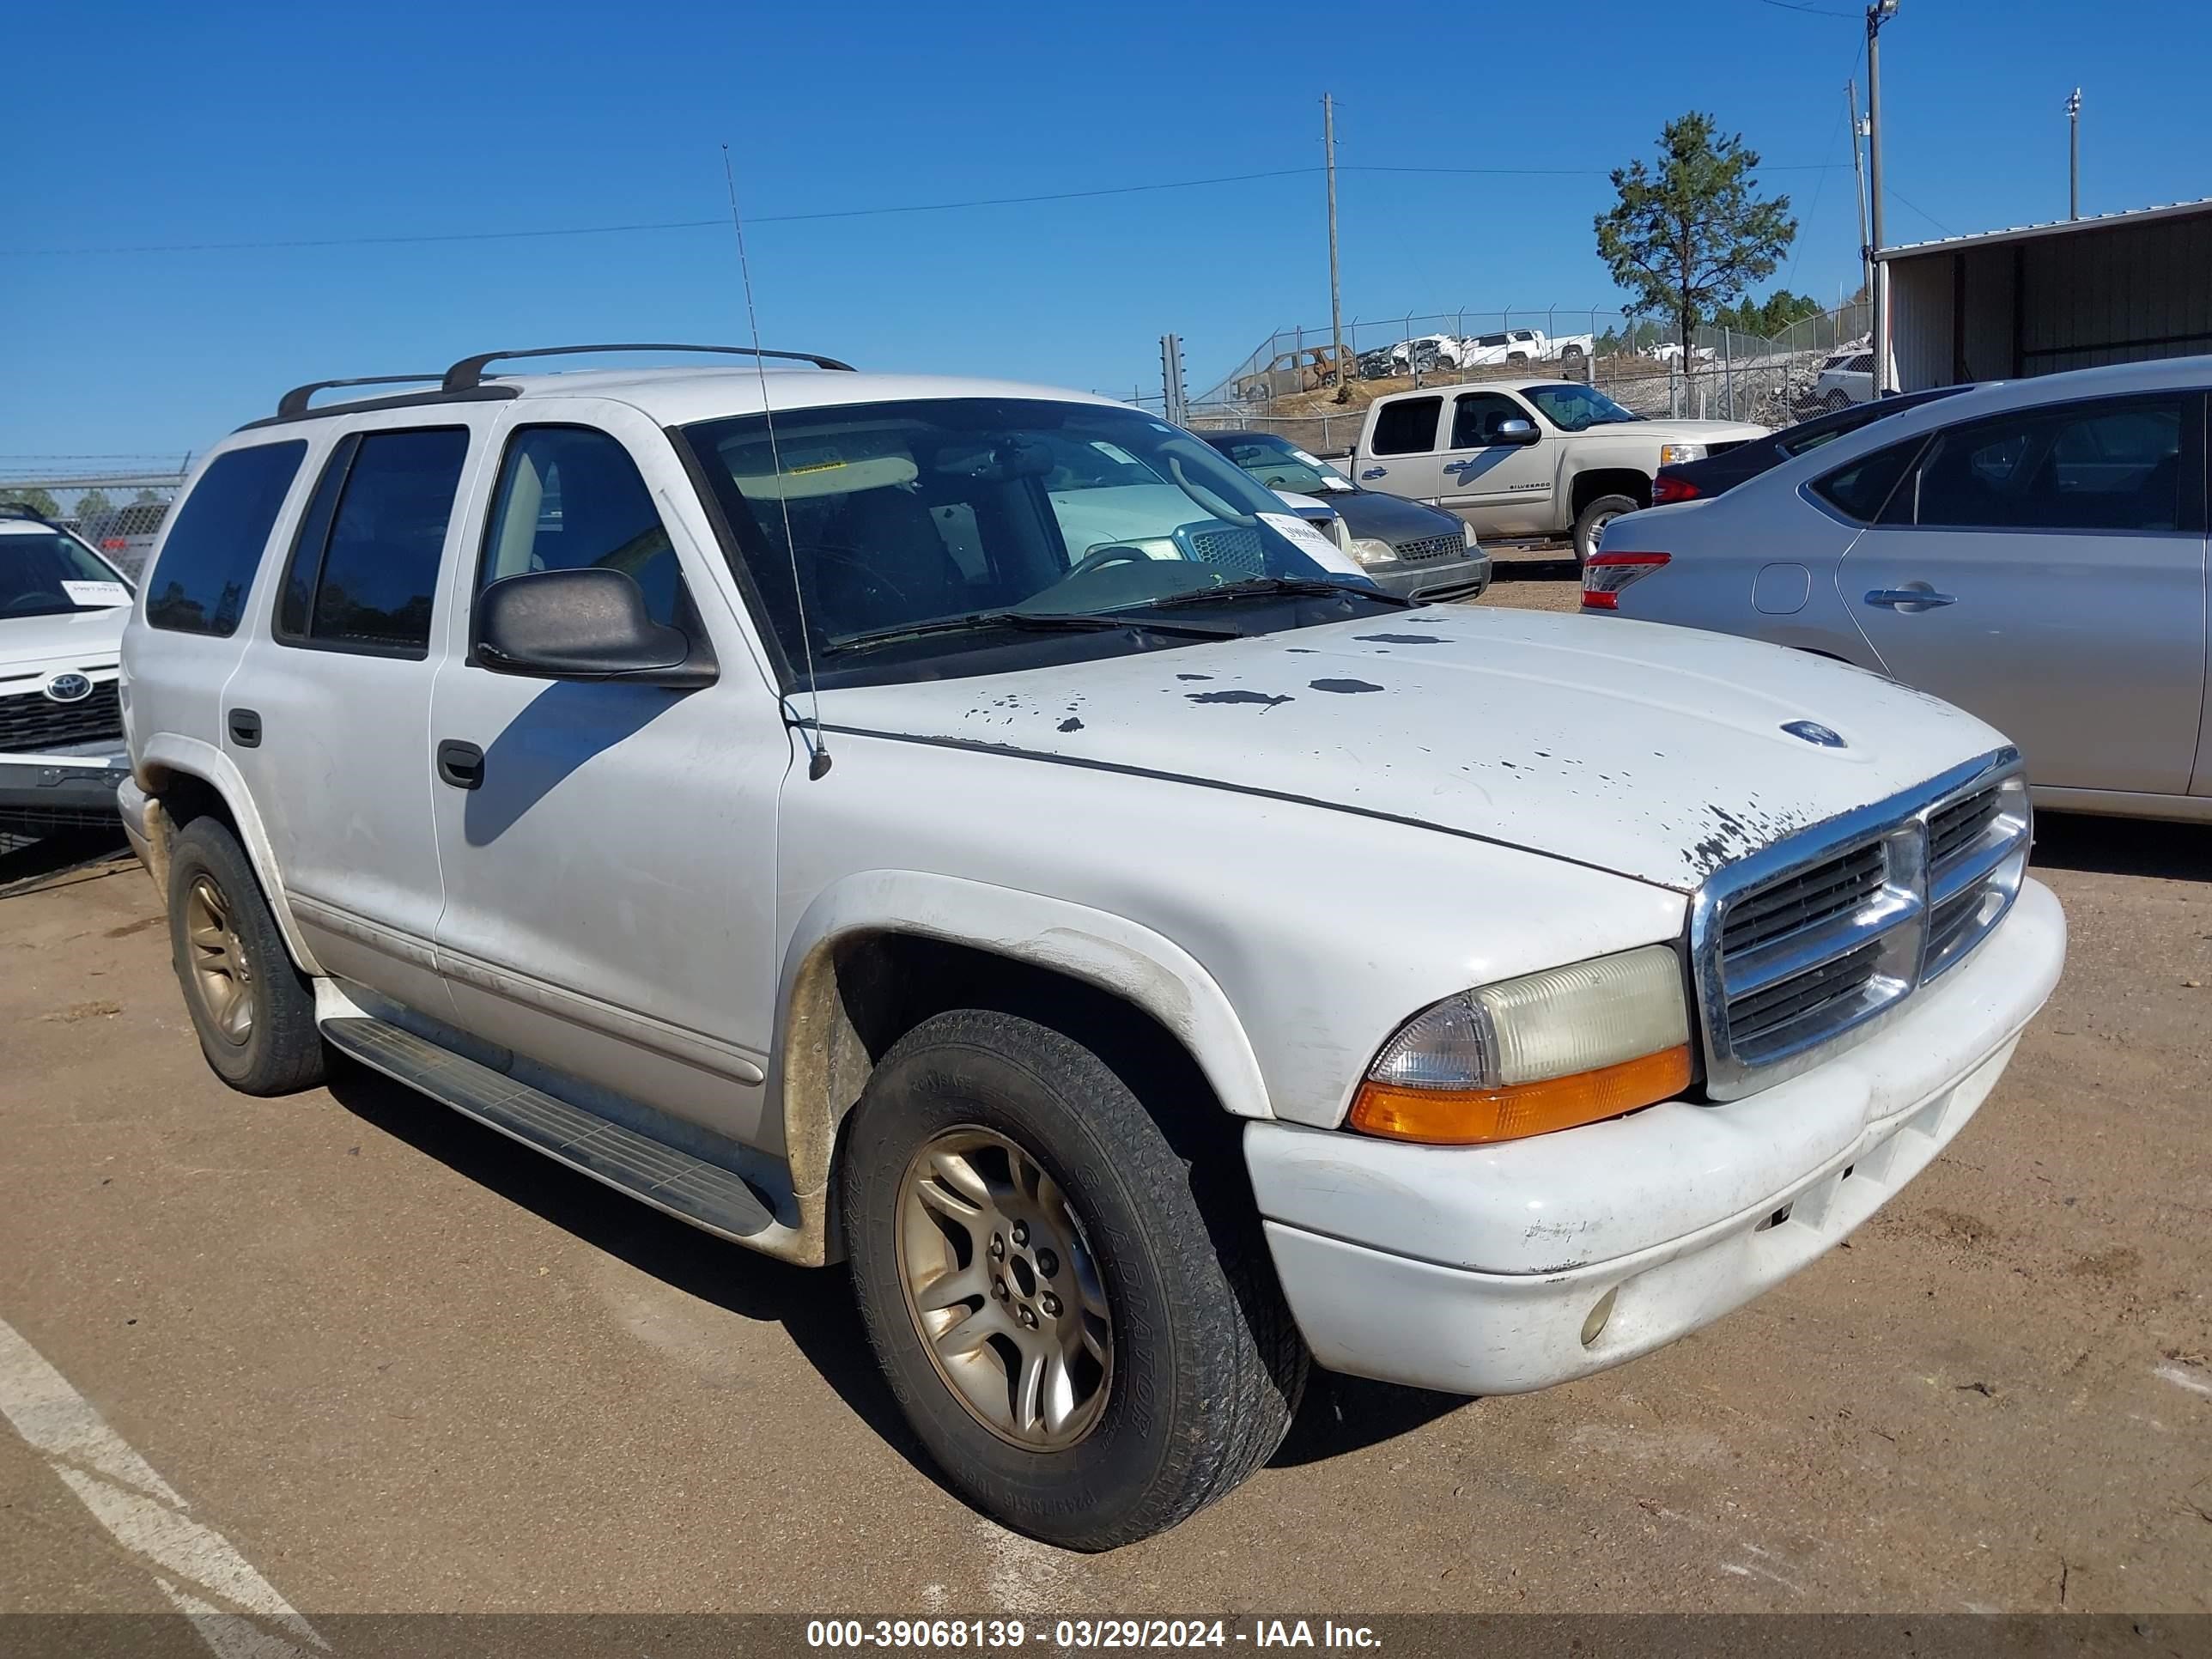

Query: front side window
1370,397,1442,456
145,441,307,636
479,427,683,627
1522,385,1640,433
682,398,1372,678
0,531,132,619
1905,397,2184,532
1449,392,1529,449
1209,434,1353,494
276,427,468,656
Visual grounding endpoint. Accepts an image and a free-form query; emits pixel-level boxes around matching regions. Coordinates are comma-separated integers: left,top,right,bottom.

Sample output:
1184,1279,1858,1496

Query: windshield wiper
824,610,1238,654
1137,577,1415,611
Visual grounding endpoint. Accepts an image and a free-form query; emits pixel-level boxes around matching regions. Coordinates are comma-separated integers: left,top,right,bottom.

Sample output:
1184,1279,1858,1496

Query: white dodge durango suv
119,345,2063,1548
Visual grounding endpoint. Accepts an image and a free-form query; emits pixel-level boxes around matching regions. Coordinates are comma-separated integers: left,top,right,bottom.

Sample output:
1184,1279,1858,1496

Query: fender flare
136,732,324,975
770,870,1275,1206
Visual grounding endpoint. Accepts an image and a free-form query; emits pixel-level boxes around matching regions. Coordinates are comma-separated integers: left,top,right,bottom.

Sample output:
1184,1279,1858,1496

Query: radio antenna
723,143,830,780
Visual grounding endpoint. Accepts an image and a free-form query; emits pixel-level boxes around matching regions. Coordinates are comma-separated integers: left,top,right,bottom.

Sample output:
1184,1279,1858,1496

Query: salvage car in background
1651,385,1972,505
1352,379,1766,563
80,500,170,579
1586,356,2209,821
0,506,134,842
1202,429,1490,601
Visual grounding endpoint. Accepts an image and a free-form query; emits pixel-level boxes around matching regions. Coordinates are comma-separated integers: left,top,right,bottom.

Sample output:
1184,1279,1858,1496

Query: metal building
1874,198,2212,392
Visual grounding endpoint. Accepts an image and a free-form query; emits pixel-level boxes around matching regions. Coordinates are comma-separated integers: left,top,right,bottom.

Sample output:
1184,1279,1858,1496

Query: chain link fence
0,459,191,578
1155,302,1875,457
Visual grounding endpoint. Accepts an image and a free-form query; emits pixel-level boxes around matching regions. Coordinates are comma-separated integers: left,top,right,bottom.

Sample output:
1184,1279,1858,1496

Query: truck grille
1391,532,1465,564
1692,752,2030,1097
0,681,123,754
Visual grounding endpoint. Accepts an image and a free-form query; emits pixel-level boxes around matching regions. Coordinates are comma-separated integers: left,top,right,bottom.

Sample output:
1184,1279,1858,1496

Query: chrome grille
1391,532,1465,564
1692,751,2030,1097
0,681,123,754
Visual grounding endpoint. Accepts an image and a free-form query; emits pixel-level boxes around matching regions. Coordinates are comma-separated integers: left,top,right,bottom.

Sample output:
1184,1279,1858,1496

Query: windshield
683,398,1373,678
1207,433,1354,495
1523,384,1642,433
0,531,133,619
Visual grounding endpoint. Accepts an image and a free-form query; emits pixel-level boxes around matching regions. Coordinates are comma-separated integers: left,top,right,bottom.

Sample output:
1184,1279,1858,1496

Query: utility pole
2066,87,2082,219
1848,77,1871,304
1865,0,1898,394
1323,93,1346,402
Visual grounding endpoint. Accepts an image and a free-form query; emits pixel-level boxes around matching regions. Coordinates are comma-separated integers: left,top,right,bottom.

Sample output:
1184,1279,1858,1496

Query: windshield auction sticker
60,580,131,608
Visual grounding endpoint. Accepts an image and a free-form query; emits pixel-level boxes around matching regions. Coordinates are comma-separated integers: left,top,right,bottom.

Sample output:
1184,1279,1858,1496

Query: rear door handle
227,708,261,747
1360,467,1388,480
435,739,484,790
1864,587,1957,611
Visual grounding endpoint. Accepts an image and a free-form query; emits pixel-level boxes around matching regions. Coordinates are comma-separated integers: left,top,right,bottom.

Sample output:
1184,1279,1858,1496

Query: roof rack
276,374,447,420
441,343,856,393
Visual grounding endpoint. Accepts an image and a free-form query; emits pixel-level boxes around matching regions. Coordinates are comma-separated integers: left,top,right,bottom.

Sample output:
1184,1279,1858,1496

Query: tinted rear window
1370,397,1442,456
1809,437,1921,524
283,428,468,656
144,442,307,635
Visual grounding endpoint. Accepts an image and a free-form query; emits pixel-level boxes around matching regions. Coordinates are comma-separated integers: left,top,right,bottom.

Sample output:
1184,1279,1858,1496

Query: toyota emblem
43,672,94,703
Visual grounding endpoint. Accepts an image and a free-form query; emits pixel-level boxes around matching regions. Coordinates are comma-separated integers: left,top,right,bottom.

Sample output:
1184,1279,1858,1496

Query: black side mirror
477,568,715,688
1491,418,1541,447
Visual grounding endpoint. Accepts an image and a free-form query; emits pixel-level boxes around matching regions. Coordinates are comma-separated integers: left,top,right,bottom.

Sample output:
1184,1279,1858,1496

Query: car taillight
1651,475,1700,505
1581,552,1670,611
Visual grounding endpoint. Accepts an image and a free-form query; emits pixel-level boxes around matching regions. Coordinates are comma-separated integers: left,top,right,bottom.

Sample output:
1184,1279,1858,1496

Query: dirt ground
2,568,2208,1623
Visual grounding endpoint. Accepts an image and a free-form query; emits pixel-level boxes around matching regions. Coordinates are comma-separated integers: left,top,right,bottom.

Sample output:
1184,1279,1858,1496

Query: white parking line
0,1314,325,1654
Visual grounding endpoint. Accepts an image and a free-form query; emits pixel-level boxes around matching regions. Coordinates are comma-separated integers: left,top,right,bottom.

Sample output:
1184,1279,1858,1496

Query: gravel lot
2,568,2208,1625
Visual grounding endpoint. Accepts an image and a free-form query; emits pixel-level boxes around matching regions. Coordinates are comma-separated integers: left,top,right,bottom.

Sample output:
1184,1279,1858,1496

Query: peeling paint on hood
813,605,2008,893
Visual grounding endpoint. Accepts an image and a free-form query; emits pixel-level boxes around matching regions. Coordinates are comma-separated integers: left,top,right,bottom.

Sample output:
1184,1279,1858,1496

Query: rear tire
1572,490,1641,568
840,1009,1306,1551
167,817,327,1095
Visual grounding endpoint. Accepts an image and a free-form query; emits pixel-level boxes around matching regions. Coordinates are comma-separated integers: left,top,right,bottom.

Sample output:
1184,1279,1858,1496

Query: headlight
1462,522,1480,550
1658,443,1707,465
1347,945,1692,1145
1347,537,1398,567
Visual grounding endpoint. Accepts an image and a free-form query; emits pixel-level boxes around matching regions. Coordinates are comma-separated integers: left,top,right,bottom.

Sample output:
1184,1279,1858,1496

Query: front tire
840,1009,1305,1550
1572,490,1641,568
167,817,327,1095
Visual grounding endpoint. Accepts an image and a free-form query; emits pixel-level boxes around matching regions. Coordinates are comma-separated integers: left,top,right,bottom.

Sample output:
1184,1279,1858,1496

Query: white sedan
1582,354,2211,823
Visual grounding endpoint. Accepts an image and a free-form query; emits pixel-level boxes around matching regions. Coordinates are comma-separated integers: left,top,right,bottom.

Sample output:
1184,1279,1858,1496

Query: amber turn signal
1347,1043,1692,1146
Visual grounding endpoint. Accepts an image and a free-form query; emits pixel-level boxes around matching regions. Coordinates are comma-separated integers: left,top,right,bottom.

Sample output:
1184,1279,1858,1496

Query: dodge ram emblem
42,672,94,704
1781,720,1845,749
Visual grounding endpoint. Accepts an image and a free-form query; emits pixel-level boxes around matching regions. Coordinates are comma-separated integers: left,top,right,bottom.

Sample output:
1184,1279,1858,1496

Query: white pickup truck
119,346,2060,1551
1352,378,1768,562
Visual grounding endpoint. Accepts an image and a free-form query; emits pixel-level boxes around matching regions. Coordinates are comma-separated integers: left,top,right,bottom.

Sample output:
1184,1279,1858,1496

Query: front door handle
1864,586,1957,611
435,739,484,790
227,708,261,747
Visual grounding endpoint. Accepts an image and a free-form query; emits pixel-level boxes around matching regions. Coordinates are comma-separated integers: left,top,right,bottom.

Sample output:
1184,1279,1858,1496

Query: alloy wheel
895,1125,1114,1450
184,875,253,1042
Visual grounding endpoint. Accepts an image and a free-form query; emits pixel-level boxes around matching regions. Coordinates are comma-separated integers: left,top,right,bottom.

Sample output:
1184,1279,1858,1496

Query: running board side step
321,1015,780,1243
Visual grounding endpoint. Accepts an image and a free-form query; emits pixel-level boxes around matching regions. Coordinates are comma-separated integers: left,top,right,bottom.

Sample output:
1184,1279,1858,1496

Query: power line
1755,0,1859,16
9,160,1850,258
1886,186,1955,236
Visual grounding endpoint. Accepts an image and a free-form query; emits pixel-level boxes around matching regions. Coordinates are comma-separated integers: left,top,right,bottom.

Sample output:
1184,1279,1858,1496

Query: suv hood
0,605,130,671
816,605,2005,893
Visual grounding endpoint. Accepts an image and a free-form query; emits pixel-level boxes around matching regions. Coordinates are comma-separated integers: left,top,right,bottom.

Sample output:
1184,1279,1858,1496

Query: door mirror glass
1492,418,1540,446
477,567,714,686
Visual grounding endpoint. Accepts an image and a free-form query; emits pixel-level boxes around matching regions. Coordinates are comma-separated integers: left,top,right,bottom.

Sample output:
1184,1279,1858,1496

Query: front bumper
1245,878,2065,1396
1369,551,1491,603
0,741,131,830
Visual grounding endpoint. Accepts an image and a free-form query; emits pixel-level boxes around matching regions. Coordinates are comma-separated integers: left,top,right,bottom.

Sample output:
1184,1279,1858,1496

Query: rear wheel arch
137,750,319,974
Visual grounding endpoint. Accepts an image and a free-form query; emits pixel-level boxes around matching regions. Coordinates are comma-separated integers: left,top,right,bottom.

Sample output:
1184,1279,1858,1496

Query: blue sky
6,0,2207,459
